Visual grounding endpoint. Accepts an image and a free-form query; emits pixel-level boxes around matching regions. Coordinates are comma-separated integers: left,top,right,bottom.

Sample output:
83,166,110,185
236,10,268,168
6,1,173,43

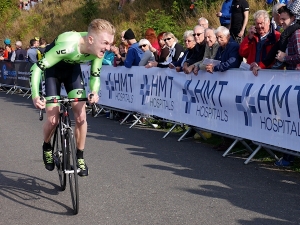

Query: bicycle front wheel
53,124,66,191
66,129,79,215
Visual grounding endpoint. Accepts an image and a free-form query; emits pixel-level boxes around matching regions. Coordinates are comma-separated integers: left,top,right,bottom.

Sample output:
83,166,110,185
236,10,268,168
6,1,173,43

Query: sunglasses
185,39,193,43
139,44,147,48
164,37,172,42
193,33,203,37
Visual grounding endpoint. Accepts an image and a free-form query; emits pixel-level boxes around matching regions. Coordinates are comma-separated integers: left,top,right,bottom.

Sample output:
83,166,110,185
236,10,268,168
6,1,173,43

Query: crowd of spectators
19,0,42,11
0,37,47,62
105,0,300,166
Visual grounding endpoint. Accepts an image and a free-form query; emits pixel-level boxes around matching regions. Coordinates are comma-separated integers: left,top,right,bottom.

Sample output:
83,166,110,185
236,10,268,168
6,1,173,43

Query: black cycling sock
43,141,52,150
76,149,84,159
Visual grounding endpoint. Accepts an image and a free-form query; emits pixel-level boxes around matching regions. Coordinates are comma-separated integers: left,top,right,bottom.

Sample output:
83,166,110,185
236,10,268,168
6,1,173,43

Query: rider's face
89,31,114,58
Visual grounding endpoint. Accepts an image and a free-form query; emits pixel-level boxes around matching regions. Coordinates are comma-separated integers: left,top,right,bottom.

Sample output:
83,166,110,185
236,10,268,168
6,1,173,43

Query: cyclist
30,19,115,176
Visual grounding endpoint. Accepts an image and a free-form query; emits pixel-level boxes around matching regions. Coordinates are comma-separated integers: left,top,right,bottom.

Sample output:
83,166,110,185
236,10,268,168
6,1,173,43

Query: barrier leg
120,113,131,125
244,145,262,164
240,139,254,153
129,115,142,128
163,123,178,138
178,127,193,142
222,139,239,157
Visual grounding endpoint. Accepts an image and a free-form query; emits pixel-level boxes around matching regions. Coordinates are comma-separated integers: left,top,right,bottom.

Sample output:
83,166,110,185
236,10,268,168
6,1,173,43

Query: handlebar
38,97,89,121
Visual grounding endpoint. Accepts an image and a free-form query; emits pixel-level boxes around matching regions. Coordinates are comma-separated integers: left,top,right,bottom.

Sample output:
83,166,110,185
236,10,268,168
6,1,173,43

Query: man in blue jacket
216,0,233,28
123,28,144,68
206,26,242,73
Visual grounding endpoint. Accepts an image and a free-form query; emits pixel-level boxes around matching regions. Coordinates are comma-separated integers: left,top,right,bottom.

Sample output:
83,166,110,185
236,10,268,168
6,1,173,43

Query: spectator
198,17,209,29
216,0,233,28
182,25,206,74
123,28,144,68
11,41,27,62
271,2,286,31
23,0,30,10
121,30,126,44
206,26,242,73
39,38,47,54
118,0,126,10
146,32,184,68
229,0,249,43
170,30,196,72
273,5,300,70
2,45,13,61
113,42,128,66
31,0,38,7
239,10,281,75
138,39,157,66
103,48,116,65
193,28,220,74
27,38,39,63
3,38,12,59
0,47,4,60
156,32,170,63
272,0,300,69
144,28,161,55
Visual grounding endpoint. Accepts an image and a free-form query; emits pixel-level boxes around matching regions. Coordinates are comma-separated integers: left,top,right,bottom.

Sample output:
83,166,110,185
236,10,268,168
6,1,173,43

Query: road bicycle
39,95,96,214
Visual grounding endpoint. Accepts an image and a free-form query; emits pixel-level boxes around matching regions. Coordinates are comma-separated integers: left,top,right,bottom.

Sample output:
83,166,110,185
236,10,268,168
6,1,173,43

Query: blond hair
88,19,116,35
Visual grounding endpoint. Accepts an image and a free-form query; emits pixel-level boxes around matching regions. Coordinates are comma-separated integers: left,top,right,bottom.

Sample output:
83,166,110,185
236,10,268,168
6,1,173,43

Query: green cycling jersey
30,31,103,99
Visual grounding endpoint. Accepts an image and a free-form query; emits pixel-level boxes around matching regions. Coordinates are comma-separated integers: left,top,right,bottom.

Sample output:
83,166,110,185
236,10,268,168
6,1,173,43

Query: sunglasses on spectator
139,44,147,48
185,39,193,43
193,33,203,37
164,37,172,42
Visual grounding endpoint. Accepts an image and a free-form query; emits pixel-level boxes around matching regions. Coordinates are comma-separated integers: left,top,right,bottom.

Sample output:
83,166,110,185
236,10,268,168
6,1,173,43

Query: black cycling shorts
43,61,85,98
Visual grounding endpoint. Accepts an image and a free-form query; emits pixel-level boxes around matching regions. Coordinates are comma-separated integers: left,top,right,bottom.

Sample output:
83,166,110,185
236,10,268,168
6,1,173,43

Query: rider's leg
42,104,60,171
43,105,60,143
72,100,89,176
71,101,87,151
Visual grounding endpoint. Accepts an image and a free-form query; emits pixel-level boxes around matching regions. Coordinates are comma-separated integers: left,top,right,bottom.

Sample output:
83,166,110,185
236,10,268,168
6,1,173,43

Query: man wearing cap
123,28,143,68
3,38,12,59
11,41,27,62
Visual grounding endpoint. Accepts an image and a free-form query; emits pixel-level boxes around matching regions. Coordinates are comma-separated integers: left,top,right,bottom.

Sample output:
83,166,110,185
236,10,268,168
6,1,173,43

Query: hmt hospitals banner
95,65,300,152
1,61,299,152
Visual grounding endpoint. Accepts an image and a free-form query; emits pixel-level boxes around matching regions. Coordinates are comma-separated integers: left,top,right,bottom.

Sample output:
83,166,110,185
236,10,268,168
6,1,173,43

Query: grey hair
215,26,230,36
183,30,194,40
253,10,270,23
193,25,205,32
272,3,286,15
198,17,209,24
204,28,215,35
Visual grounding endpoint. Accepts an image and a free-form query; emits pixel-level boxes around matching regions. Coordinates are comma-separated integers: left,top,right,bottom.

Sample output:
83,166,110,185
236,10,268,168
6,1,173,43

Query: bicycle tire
53,123,66,191
66,129,79,215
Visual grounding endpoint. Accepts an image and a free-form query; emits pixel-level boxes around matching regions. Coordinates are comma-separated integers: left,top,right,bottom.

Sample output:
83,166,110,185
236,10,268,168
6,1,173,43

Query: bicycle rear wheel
53,124,66,191
66,129,79,215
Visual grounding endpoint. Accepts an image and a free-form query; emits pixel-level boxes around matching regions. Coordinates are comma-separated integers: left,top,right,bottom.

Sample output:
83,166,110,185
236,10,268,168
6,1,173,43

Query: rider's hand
88,92,99,104
33,96,46,109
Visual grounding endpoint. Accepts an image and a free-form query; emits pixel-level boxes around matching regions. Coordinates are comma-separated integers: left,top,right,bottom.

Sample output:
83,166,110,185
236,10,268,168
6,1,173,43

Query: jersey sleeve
89,57,103,93
30,42,73,99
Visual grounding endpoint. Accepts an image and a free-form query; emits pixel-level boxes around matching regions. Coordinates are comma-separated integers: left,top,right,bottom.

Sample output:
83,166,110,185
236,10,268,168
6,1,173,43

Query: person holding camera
239,10,281,76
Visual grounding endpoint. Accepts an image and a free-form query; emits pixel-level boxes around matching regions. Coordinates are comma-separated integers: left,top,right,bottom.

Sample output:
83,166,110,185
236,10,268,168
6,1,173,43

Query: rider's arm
30,43,67,99
89,57,103,93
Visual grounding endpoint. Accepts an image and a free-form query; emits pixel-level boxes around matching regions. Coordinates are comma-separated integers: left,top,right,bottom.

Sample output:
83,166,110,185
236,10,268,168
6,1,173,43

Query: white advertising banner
82,65,300,152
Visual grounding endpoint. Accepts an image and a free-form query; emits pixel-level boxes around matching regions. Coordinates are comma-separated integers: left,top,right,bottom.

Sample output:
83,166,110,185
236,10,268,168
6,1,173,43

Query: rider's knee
74,112,86,126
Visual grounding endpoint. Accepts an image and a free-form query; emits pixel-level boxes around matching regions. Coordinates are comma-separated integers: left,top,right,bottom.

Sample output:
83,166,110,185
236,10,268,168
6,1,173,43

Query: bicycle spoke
66,129,79,215
53,124,66,191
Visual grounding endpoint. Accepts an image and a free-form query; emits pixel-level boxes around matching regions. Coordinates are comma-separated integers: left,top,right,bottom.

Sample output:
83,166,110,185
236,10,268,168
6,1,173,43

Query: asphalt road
0,91,300,225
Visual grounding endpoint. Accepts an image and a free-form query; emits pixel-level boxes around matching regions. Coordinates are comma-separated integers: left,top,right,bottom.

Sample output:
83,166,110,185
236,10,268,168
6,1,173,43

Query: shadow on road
0,170,74,215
